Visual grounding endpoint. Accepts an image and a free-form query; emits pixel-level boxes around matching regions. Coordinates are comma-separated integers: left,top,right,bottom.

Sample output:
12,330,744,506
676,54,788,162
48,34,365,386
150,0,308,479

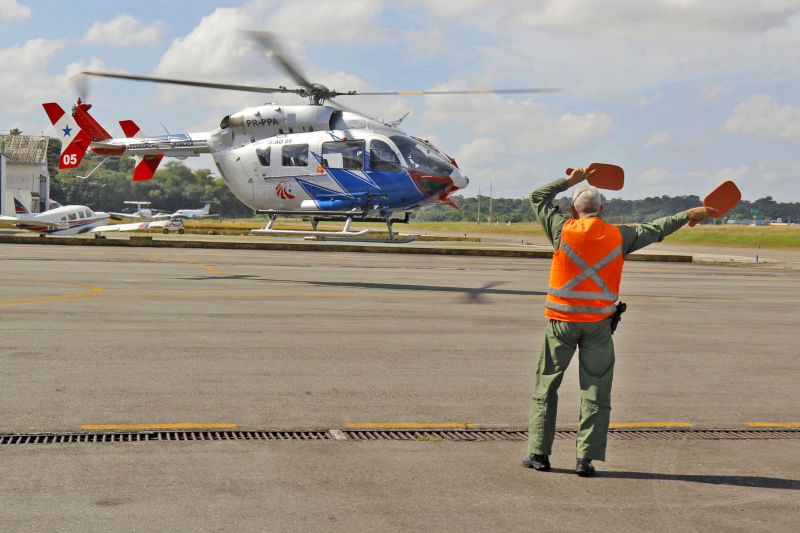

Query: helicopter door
216,152,255,201
245,145,275,200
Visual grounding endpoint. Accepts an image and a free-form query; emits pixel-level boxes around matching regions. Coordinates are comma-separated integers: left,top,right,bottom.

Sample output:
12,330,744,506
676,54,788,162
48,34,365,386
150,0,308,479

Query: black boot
522,454,551,471
575,458,595,477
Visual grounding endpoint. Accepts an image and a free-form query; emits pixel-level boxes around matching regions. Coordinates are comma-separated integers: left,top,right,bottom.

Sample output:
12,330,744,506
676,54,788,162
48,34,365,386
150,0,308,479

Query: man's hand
565,167,595,187
686,206,719,223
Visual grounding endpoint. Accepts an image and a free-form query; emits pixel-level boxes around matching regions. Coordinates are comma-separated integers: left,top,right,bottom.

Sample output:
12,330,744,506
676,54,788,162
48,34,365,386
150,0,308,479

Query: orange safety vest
545,217,624,322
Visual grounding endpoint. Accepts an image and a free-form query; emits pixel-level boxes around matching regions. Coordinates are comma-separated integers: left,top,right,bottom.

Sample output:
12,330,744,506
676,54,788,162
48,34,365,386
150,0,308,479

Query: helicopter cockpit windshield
390,135,453,176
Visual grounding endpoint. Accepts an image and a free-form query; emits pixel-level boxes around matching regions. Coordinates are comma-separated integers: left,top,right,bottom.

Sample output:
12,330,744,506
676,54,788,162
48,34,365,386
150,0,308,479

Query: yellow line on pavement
346,422,477,429
610,422,694,428
0,280,104,308
746,422,800,428
198,263,232,276
80,423,238,431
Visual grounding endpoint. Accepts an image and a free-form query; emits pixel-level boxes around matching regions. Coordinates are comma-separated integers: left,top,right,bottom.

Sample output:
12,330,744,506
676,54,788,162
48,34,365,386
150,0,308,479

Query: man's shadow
548,468,799,489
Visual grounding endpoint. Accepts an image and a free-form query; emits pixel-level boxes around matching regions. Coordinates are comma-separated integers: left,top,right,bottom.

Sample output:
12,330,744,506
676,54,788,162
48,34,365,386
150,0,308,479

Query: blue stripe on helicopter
295,178,353,200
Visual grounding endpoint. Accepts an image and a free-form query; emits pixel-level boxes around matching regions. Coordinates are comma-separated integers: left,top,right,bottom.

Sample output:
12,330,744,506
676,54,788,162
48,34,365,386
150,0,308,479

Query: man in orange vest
523,167,717,476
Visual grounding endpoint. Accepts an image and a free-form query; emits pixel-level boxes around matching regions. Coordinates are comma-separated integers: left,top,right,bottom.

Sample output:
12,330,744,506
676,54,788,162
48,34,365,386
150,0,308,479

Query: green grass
665,225,800,249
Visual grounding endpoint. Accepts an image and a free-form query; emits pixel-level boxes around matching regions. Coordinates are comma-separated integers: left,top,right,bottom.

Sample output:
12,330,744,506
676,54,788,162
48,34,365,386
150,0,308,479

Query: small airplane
109,200,169,220
0,198,182,236
44,32,559,241
110,200,217,222
165,202,219,221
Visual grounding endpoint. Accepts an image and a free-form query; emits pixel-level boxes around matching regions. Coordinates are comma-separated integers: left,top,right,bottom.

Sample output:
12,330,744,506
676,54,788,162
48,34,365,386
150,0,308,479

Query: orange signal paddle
565,163,624,191
689,180,742,227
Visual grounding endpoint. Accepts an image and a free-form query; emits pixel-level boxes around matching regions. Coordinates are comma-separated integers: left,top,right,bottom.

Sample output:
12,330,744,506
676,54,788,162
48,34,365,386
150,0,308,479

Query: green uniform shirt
530,178,690,253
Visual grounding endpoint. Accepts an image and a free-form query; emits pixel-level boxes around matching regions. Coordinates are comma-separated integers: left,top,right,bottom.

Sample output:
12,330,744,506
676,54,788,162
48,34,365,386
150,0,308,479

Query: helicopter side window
369,140,403,173
256,147,270,166
282,144,308,166
322,140,365,170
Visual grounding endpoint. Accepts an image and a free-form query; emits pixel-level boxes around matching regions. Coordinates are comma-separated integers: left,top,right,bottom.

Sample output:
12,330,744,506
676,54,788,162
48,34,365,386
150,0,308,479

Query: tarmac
1,242,798,531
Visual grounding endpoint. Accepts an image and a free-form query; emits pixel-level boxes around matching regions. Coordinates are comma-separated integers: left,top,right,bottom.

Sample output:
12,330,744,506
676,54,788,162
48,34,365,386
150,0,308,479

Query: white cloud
643,131,672,147
724,94,800,140
420,92,613,154
83,15,165,47
408,1,800,97
402,26,451,57
637,92,663,109
697,84,731,102
638,167,674,185
511,0,800,40
0,39,64,117
0,0,31,21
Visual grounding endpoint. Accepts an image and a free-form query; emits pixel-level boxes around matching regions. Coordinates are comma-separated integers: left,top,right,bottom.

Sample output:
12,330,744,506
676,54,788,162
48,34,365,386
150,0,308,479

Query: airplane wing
89,220,171,233
0,216,61,228
171,213,220,220
108,212,145,220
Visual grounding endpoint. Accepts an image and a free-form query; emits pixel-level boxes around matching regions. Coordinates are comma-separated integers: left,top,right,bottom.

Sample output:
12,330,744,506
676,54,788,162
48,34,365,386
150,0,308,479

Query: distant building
0,134,59,215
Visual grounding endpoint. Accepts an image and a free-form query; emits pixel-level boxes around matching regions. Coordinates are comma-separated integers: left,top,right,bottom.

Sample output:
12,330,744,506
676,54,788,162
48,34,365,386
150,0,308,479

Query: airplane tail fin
13,197,30,215
42,101,92,169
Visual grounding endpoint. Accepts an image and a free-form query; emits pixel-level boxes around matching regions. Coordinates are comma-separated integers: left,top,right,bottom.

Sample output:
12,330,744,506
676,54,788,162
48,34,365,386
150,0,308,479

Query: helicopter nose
450,167,469,190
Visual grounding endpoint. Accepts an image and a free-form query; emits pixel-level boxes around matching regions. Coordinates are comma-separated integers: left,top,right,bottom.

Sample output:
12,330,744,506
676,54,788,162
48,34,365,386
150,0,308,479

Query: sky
2,0,800,201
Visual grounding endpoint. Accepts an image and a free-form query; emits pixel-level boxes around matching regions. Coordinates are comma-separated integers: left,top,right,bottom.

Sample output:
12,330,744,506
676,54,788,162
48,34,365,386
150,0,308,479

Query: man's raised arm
618,206,718,254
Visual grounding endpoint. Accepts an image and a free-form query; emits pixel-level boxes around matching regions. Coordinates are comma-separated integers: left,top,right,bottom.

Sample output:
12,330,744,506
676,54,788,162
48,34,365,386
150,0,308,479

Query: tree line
52,156,800,223
416,194,800,224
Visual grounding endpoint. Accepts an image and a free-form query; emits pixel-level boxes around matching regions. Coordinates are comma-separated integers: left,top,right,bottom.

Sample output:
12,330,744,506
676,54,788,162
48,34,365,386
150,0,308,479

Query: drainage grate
342,428,800,442
0,430,330,445
0,428,797,446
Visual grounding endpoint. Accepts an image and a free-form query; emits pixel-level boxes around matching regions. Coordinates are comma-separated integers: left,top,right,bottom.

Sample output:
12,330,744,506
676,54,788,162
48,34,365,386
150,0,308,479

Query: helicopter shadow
547,468,799,489
181,275,545,303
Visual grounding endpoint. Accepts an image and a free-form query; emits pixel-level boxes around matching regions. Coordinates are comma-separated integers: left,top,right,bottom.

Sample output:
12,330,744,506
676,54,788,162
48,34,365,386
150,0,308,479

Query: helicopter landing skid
251,215,370,238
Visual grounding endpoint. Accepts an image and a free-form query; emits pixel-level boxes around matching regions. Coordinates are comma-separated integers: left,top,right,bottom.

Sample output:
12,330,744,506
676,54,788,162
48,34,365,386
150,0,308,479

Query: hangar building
0,134,59,215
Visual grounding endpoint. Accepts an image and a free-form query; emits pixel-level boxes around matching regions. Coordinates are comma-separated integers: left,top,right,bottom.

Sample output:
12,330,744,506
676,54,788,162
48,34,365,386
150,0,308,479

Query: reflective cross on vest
545,218,624,322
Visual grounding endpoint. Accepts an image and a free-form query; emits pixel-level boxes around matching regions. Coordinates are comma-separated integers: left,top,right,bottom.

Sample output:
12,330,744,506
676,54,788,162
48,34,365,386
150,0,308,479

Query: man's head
571,184,604,218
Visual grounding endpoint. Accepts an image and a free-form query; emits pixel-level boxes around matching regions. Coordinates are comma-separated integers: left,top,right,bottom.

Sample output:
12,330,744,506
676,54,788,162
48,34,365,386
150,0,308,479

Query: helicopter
44,32,559,241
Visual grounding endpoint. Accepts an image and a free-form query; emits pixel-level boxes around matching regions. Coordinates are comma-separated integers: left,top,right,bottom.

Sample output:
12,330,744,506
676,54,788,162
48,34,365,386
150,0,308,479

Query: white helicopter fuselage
205,105,468,217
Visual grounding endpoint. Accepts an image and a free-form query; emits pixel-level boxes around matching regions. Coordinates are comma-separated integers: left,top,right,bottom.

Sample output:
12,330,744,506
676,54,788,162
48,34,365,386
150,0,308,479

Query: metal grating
0,430,330,445
0,428,797,446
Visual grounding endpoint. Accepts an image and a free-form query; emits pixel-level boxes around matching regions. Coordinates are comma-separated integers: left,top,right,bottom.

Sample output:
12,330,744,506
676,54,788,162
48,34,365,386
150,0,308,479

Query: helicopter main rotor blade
341,88,562,96
81,70,302,95
245,31,315,91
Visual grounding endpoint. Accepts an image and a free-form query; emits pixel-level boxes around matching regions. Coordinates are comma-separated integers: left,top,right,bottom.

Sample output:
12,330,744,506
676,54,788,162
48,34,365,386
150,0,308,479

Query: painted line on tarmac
610,422,693,428
0,279,104,308
197,263,233,276
746,422,800,428
346,422,477,429
80,423,238,431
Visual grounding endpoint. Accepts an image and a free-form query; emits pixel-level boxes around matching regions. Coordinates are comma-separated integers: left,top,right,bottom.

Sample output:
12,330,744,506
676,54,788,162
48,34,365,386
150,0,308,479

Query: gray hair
571,185,603,216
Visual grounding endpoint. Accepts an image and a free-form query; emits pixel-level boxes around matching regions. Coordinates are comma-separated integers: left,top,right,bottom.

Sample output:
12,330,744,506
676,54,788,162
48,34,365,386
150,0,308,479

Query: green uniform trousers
528,318,615,461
